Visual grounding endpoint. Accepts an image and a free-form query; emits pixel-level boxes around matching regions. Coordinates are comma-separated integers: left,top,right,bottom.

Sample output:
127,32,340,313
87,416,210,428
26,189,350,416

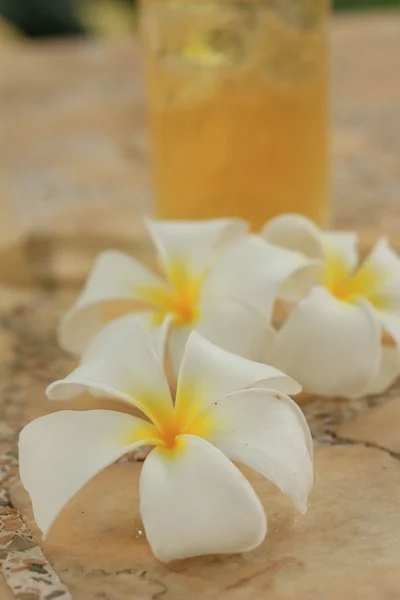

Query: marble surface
336,398,400,453
1,10,400,600
11,445,400,600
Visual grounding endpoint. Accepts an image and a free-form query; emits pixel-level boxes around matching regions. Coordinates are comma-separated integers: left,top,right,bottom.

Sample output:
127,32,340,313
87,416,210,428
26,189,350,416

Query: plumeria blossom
19,316,313,562
261,213,400,398
59,219,257,370
58,218,312,372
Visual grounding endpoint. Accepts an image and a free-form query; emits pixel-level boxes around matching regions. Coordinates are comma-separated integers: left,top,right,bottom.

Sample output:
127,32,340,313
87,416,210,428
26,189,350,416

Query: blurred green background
336,0,399,7
0,0,399,40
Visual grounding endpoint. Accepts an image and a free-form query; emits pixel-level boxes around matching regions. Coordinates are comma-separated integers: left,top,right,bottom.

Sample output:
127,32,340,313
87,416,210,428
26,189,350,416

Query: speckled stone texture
1,10,400,600
10,445,400,600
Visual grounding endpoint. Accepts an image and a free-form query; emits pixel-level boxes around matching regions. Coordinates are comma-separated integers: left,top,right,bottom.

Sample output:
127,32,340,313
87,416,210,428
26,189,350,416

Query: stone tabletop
1,11,400,600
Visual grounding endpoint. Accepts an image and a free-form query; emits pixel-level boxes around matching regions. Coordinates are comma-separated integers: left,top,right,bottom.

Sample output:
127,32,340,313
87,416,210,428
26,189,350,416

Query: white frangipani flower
58,219,309,371
19,316,313,562
262,213,400,398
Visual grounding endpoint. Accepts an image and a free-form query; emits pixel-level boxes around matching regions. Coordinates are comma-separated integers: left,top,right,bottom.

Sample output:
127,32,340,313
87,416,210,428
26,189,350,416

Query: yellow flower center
139,261,204,326
324,250,387,308
127,383,216,455
160,390,215,453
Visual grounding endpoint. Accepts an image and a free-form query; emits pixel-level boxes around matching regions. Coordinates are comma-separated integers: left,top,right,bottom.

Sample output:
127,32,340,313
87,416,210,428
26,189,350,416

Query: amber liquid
142,0,330,229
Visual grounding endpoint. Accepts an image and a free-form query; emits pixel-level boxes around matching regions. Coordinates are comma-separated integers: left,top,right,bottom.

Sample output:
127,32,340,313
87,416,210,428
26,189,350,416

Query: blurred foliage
0,0,399,40
0,0,84,37
335,0,400,8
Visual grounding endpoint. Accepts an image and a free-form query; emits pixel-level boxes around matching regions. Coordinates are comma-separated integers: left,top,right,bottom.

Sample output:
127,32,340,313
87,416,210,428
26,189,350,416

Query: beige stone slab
0,12,400,599
336,398,400,454
0,576,14,600
11,445,400,600
2,287,400,599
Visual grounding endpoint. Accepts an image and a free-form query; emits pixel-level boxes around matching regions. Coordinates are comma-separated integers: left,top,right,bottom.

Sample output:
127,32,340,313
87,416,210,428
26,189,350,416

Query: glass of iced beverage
141,0,329,229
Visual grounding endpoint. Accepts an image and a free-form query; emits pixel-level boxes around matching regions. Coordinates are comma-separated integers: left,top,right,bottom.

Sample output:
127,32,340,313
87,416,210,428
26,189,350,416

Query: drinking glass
141,0,330,229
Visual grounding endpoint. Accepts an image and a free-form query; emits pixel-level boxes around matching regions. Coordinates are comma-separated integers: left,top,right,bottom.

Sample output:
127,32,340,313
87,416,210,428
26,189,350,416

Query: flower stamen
129,388,215,455
324,252,386,306
139,261,204,326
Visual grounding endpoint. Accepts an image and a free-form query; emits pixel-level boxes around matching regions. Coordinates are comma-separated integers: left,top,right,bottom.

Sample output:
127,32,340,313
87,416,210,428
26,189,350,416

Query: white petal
364,346,400,396
196,302,275,363
262,214,323,259
359,238,400,297
48,316,174,427
270,287,381,398
167,303,276,381
323,231,358,274
167,299,276,378
279,261,323,304
19,410,156,537
139,435,266,562
201,235,312,320
208,389,313,513
145,313,173,363
377,309,400,348
327,238,400,347
59,251,163,356
146,218,247,279
175,332,301,429
82,312,171,366
262,213,358,275
368,265,400,347
167,324,193,380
